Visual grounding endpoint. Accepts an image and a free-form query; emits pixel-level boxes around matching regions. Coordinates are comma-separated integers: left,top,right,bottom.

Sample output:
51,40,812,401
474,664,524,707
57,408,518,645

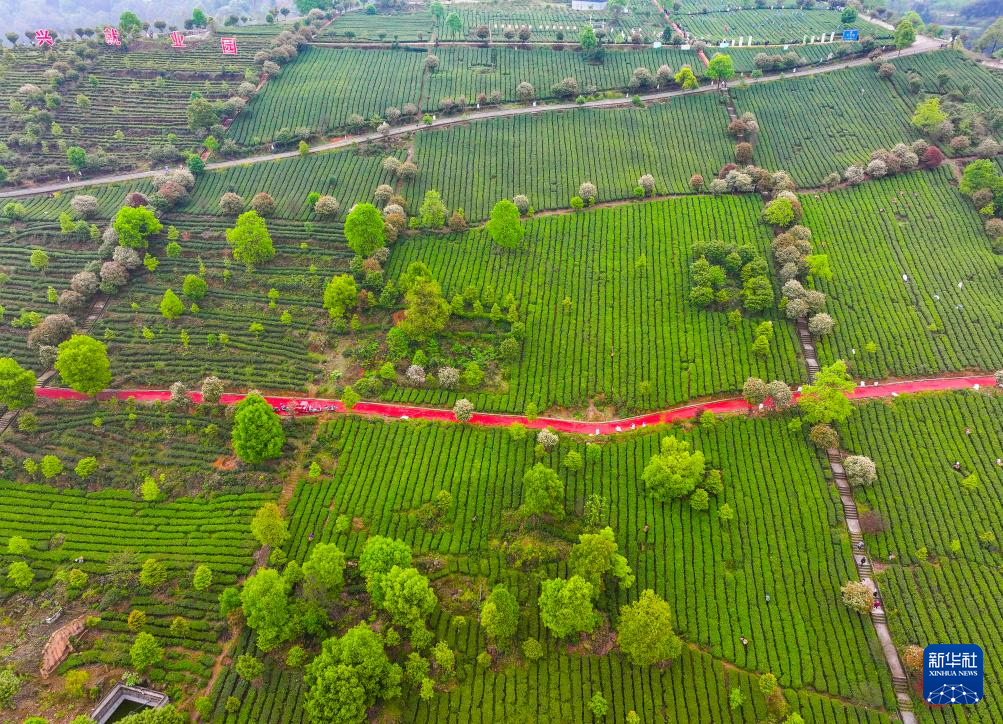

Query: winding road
0,36,942,200
33,374,995,436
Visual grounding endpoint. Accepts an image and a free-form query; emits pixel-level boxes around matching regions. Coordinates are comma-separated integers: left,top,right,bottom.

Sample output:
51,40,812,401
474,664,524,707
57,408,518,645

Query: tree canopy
797,359,854,425
359,536,413,606
251,502,289,548
480,584,519,649
324,274,358,319
226,211,275,271
304,624,402,724
379,565,437,628
706,54,735,84
55,335,111,396
231,393,285,464
241,568,291,652
113,205,162,248
617,589,682,667
0,358,36,409
641,435,705,500
569,527,634,595
302,543,347,602
518,463,565,522
538,576,596,638
399,276,451,341
486,199,525,249
344,203,385,257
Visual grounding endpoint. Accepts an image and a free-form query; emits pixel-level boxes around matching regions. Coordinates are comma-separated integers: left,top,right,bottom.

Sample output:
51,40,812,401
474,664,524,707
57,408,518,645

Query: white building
572,0,608,10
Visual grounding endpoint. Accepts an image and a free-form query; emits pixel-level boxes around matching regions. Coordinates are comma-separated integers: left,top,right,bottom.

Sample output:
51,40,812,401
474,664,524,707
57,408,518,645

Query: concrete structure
91,683,169,724
571,0,608,10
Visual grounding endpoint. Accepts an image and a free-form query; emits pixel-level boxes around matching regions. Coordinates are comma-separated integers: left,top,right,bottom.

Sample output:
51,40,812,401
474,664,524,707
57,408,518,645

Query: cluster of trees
958,159,1003,245
641,435,724,511
689,239,774,318
705,164,793,197
765,202,834,338
841,139,937,189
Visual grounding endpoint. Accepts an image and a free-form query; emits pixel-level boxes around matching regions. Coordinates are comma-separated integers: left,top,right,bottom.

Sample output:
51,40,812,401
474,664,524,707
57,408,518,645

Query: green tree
231,393,285,464
251,503,289,548
706,53,735,85
324,274,358,319
29,248,49,272
674,65,699,90
617,589,682,666
66,146,87,172
302,543,346,602
226,211,274,271
113,205,162,248
538,576,596,638
797,360,854,424
130,632,163,670
641,435,705,500
182,274,207,299
241,568,291,652
399,276,451,340
235,653,264,681
7,560,32,588
419,190,448,228
975,16,1003,55
359,536,412,606
0,358,36,409
380,566,437,628
959,159,1000,196
569,527,634,594
55,336,111,396
518,463,565,523
193,564,213,591
0,669,19,708
119,11,143,34
841,7,857,23
40,455,63,479
911,97,947,135
8,536,30,555
742,276,775,312
480,584,519,650
445,11,463,37
486,199,525,249
343,203,385,257
187,97,219,133
191,8,208,27
159,289,183,320
579,25,598,51
304,624,403,723
894,19,916,51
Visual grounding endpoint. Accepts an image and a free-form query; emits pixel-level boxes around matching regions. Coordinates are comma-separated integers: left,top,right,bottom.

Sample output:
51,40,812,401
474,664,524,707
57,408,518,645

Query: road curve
33,374,995,436
0,40,940,200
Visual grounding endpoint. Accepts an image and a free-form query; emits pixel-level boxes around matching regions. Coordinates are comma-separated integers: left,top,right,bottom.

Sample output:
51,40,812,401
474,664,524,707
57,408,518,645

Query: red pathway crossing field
33,375,995,437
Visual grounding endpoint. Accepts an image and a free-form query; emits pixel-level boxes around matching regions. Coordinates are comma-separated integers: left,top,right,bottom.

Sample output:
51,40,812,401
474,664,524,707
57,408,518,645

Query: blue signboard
923,644,984,707
842,29,860,41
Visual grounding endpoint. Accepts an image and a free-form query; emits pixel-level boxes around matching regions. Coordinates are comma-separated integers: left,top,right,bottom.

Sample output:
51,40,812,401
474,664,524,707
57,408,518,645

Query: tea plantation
0,5,1000,723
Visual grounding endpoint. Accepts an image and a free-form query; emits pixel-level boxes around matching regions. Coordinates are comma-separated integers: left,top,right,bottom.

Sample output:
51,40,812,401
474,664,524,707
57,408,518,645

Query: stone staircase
796,317,820,382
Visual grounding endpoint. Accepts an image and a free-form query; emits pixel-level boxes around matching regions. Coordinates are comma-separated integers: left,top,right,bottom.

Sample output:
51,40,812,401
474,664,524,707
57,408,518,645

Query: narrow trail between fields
0,41,941,200
31,374,995,436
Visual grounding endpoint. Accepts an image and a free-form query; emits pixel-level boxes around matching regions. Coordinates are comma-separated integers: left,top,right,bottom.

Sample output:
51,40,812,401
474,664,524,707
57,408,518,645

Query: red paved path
34,375,995,436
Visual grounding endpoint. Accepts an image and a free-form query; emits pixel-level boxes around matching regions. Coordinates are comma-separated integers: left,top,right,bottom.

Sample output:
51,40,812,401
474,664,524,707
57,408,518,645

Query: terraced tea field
275,413,893,712
676,8,887,44
407,97,733,219
839,392,1003,722
803,170,1003,380
731,64,918,186
387,195,803,413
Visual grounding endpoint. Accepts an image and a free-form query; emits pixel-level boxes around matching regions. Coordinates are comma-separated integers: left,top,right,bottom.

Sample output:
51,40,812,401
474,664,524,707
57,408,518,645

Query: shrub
808,424,838,449
844,455,877,486
453,398,474,423
840,580,874,613
522,638,544,661
250,192,276,216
